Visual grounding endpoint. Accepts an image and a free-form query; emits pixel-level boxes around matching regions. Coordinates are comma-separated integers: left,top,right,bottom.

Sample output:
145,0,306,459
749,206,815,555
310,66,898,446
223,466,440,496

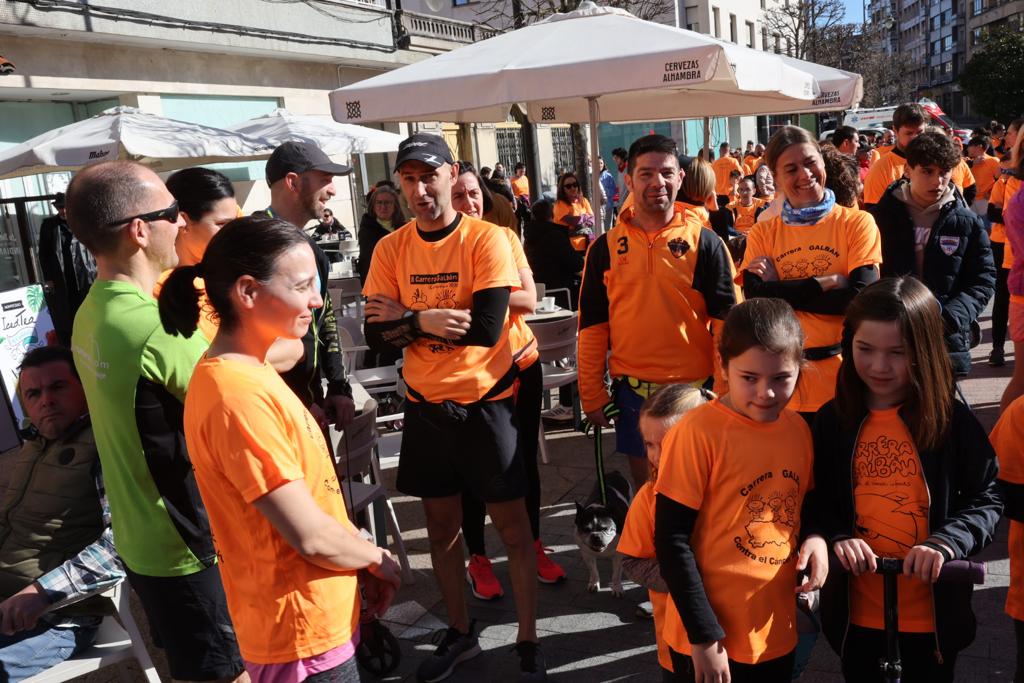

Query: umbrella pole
587,96,603,234
703,116,711,159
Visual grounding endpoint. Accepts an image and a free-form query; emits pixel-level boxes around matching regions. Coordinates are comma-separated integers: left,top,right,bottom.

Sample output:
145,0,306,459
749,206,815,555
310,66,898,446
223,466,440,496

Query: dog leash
582,403,620,507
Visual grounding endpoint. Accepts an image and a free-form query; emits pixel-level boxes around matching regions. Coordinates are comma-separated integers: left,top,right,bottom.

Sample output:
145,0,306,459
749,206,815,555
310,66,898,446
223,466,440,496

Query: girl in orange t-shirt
654,298,827,683
991,395,1024,683
809,277,1000,682
619,384,711,679
159,217,402,681
553,171,595,252
451,163,567,598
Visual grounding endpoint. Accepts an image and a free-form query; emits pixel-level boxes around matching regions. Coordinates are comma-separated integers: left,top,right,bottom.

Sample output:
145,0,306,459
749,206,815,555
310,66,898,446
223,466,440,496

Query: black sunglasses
563,182,579,189
105,201,179,227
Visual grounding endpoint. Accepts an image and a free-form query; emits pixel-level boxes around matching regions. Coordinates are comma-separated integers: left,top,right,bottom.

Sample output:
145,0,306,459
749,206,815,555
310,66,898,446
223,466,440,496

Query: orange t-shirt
554,198,595,252
740,205,882,412
990,174,1021,244
972,155,1001,200
876,144,894,157
618,481,673,672
655,400,813,664
869,149,882,166
510,175,530,199
183,357,359,663
154,269,218,342
726,198,765,235
712,156,744,197
991,396,1024,620
503,227,538,371
950,158,976,193
863,151,906,204
362,214,518,404
849,407,935,633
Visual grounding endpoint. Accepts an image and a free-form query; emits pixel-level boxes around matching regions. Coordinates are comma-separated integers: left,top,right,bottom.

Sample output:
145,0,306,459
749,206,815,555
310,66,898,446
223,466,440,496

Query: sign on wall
0,284,55,450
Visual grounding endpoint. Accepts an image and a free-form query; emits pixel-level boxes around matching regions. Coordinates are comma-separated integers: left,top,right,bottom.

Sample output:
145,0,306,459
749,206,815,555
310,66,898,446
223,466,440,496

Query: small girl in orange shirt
654,298,828,682
619,384,713,681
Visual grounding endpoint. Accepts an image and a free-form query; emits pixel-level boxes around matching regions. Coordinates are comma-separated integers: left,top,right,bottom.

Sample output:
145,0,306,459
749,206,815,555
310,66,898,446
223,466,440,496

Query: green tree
960,27,1024,123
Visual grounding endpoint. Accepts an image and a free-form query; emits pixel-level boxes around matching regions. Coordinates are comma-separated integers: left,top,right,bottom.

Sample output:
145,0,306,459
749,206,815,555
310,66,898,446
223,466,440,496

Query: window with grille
551,127,577,177
495,128,523,173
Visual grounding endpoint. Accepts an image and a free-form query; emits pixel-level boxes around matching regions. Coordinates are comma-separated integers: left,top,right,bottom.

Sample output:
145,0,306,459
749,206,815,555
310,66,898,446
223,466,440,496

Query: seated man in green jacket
0,345,124,681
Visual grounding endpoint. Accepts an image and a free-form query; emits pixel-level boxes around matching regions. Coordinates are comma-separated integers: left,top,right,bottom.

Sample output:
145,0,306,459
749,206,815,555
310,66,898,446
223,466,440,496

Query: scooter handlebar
874,557,985,585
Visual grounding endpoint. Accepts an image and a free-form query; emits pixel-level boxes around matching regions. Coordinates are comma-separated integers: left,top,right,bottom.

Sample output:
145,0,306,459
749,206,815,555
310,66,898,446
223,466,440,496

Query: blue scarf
781,188,836,226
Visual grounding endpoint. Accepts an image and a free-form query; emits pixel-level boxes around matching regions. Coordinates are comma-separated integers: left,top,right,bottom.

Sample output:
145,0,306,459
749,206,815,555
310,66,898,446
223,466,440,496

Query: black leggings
461,361,543,554
840,624,956,682
668,648,794,682
306,656,361,682
993,242,1010,350
1015,619,1024,682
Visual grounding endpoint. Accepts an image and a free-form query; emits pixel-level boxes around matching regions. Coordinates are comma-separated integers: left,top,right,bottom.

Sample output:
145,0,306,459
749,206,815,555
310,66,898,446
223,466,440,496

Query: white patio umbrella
0,106,276,180
226,108,403,157
329,3,862,208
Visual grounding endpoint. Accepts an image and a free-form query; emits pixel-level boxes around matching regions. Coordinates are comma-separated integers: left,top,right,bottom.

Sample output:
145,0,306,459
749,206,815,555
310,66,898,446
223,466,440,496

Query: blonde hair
640,385,713,478
681,158,716,204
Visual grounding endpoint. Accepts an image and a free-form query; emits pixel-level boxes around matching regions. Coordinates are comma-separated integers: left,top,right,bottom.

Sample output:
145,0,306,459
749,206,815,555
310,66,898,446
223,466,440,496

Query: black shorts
126,564,244,681
397,396,524,503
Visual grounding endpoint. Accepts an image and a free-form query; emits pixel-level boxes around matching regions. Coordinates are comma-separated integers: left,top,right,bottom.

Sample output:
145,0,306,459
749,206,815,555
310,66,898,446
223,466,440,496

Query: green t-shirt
72,280,211,577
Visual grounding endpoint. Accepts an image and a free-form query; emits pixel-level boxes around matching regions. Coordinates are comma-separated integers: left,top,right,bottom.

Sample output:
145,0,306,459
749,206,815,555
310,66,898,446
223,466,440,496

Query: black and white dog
574,470,634,597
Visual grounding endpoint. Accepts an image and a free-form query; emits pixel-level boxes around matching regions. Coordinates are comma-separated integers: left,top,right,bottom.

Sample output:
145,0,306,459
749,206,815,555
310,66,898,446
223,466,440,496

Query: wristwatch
402,309,421,334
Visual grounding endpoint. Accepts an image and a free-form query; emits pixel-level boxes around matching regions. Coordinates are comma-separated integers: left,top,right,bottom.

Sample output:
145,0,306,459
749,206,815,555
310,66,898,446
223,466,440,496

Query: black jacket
808,399,1001,657
38,215,96,344
523,217,584,306
869,180,995,376
357,213,393,285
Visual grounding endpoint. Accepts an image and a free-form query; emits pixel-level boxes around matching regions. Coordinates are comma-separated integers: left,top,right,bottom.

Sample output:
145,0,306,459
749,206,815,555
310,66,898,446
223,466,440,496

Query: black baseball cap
265,141,351,185
394,133,455,171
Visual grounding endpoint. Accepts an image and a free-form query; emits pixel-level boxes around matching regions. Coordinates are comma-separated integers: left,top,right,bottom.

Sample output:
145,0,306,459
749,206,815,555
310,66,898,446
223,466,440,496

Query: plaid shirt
35,460,124,625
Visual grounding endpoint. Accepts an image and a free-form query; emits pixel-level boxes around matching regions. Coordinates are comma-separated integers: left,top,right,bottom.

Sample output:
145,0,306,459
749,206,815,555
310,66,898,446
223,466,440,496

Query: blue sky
843,0,865,23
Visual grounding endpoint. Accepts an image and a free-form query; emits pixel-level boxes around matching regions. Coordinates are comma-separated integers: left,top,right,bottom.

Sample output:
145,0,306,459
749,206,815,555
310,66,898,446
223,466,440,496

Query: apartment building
866,0,971,121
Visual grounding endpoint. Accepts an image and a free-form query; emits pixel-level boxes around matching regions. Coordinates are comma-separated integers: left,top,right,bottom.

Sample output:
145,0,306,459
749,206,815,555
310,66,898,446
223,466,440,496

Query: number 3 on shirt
617,236,629,255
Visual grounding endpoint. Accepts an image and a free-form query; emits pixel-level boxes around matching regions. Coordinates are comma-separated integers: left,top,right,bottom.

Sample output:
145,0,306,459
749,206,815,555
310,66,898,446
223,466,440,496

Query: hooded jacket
869,179,995,377
808,399,1001,658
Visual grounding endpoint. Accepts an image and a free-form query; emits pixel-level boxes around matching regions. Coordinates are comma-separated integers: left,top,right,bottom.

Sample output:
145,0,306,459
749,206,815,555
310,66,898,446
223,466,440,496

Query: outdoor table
525,308,574,323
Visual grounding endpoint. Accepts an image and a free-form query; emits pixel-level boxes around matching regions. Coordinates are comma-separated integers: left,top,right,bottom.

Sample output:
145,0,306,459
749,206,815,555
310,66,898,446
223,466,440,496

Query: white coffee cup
540,296,556,312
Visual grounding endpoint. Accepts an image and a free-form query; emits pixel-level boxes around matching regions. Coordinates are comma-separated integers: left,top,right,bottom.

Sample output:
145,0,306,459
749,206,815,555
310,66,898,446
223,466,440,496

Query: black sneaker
990,347,1006,367
417,621,482,682
514,641,548,682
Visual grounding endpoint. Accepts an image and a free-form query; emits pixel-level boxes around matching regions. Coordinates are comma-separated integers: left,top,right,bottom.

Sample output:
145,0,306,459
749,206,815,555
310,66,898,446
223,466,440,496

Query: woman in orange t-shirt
655,299,827,682
163,167,238,342
159,216,401,681
619,385,711,679
809,277,1000,682
740,126,882,418
450,163,566,596
553,171,595,252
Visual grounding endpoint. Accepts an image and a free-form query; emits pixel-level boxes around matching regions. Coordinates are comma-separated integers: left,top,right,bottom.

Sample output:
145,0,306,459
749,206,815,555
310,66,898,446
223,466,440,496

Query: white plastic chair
25,582,161,683
330,399,414,584
528,312,580,464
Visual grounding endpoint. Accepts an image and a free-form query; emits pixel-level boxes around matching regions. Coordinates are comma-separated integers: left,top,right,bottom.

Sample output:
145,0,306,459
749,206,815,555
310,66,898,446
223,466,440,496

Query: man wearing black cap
362,133,546,682
38,191,96,346
260,141,355,429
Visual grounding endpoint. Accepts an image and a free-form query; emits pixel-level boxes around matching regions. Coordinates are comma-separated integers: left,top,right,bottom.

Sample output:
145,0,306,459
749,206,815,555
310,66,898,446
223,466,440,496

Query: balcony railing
397,10,499,50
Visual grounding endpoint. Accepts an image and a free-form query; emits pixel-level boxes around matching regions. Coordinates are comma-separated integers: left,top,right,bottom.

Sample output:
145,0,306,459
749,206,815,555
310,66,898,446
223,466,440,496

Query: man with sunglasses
67,161,245,683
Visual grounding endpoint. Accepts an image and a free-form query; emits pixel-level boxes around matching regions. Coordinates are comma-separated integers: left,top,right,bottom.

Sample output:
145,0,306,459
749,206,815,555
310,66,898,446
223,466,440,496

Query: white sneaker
541,405,574,422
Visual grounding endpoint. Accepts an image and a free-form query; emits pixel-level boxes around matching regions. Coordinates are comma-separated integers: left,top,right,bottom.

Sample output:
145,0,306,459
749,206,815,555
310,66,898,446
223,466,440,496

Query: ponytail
158,265,204,338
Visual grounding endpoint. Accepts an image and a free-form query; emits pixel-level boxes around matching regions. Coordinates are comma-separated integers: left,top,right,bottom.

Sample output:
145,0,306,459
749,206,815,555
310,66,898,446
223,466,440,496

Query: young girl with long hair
619,385,713,682
654,298,827,683
159,216,402,682
810,276,1001,682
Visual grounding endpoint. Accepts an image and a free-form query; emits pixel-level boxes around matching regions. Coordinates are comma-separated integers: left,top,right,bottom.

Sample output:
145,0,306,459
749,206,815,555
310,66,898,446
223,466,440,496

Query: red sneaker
466,554,504,600
535,539,567,584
